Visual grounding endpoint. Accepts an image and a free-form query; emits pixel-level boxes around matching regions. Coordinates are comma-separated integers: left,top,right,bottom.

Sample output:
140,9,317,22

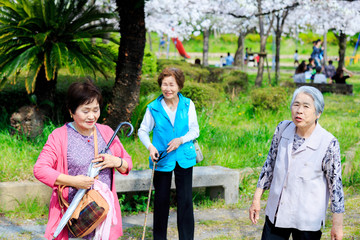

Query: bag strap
57,127,98,210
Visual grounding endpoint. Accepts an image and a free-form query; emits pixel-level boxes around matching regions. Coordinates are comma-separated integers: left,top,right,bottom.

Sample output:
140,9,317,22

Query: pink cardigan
33,123,133,240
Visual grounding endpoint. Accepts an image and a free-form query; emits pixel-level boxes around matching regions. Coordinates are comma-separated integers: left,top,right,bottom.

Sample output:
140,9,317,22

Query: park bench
295,83,353,95
114,166,240,205
0,166,240,211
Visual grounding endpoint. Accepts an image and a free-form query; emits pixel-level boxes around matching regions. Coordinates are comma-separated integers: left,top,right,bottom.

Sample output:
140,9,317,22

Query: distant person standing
245,47,249,65
225,52,234,66
294,50,299,67
311,39,323,67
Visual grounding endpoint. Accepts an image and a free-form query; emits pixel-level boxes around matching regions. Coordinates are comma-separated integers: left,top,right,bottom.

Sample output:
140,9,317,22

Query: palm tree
0,0,118,116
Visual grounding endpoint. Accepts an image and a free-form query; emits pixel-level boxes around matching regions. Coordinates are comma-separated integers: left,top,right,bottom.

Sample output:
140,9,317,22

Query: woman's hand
331,213,343,240
249,200,261,224
149,144,159,162
92,153,122,170
55,173,94,189
167,138,183,153
249,188,264,224
72,175,95,189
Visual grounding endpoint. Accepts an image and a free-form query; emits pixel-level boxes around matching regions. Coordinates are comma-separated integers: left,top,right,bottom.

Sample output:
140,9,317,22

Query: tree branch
229,2,299,19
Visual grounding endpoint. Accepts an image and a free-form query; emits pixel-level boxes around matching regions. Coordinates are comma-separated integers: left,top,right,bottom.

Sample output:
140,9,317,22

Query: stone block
115,166,239,204
0,182,52,210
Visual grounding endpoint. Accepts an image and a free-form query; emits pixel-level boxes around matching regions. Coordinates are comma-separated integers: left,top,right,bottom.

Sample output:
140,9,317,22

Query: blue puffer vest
147,93,197,172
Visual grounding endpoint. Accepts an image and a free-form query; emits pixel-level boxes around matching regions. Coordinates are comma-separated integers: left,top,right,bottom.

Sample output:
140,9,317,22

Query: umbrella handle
102,122,134,153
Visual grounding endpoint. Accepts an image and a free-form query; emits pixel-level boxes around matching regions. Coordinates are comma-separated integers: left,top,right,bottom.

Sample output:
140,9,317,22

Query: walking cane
141,151,167,240
141,161,156,240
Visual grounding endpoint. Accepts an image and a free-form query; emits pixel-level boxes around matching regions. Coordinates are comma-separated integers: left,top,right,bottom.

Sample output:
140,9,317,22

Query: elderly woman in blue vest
249,86,344,240
138,67,199,240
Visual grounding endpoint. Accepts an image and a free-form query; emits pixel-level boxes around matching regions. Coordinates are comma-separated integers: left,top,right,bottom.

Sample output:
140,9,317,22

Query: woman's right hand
72,175,94,189
148,144,159,162
249,200,261,224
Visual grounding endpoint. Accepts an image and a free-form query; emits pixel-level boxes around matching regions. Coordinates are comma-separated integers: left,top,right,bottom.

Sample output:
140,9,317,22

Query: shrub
157,59,210,82
181,82,219,109
142,51,157,77
131,93,158,134
223,70,248,95
140,77,160,96
251,87,288,111
220,34,237,43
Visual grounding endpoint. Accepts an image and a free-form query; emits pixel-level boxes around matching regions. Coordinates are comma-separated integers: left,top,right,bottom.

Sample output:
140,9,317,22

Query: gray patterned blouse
257,121,345,213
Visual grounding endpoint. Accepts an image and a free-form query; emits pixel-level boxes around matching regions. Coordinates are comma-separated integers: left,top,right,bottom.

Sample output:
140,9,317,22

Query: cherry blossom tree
305,1,360,70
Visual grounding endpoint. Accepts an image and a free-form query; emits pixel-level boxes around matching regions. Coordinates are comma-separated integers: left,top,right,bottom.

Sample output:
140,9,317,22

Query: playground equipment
346,33,360,66
158,33,190,59
171,37,190,59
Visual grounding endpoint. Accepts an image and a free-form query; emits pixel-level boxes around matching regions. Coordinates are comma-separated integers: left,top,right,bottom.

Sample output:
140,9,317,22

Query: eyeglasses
154,150,168,163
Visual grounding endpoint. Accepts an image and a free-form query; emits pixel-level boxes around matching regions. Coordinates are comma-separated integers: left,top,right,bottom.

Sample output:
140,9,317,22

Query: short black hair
66,80,103,114
316,66,322,73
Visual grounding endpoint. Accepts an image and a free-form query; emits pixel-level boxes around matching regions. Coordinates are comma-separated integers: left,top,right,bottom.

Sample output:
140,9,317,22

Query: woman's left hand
92,153,122,170
167,138,183,153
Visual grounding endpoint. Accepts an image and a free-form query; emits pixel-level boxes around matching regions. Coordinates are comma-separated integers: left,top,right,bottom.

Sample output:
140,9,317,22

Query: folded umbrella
53,122,134,239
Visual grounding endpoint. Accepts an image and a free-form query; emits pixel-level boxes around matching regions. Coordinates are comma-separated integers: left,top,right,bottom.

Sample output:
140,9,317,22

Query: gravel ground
1,197,360,240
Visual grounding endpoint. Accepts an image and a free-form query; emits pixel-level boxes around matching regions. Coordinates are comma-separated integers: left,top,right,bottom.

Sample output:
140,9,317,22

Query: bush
131,93,158,134
157,59,210,82
220,34,237,43
251,87,288,111
181,82,219,109
140,77,160,96
142,51,157,77
223,70,248,95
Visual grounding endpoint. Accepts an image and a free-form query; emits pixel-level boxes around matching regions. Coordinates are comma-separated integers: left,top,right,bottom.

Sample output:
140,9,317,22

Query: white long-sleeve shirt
138,99,199,150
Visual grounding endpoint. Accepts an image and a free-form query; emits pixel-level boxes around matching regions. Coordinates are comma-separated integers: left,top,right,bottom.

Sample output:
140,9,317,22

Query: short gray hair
290,86,324,115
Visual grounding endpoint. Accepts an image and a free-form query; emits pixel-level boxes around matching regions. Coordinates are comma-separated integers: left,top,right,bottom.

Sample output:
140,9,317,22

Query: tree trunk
202,29,210,67
323,31,327,66
34,65,57,118
255,39,266,87
107,0,145,128
337,31,347,71
255,0,266,87
274,16,281,85
147,31,153,52
234,33,245,69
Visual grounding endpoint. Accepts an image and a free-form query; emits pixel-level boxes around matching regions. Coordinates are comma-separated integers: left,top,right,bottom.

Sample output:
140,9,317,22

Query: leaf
34,32,47,46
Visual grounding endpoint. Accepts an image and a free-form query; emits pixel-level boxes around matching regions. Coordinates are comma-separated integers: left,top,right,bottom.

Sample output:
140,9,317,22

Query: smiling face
71,99,100,135
291,92,321,136
161,76,180,101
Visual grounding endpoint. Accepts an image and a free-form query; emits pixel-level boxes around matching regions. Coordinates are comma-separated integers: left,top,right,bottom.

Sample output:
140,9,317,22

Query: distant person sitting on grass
332,67,354,84
313,66,327,84
324,60,336,83
225,52,234,66
249,86,344,240
293,61,307,83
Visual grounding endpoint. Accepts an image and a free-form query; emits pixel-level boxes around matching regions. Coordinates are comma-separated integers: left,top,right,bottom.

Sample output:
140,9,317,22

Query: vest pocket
297,162,323,181
183,143,196,160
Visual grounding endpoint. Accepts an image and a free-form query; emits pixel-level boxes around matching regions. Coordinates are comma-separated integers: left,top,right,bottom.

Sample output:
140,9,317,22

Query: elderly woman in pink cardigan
34,81,132,240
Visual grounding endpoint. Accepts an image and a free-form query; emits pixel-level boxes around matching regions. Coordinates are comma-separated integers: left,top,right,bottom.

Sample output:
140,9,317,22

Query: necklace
164,98,178,111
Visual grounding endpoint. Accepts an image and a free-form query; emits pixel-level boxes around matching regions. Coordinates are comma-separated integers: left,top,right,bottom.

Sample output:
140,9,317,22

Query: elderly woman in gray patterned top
249,86,344,240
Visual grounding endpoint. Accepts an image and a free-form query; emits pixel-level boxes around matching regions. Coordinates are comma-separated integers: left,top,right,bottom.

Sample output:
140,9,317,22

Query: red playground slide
171,38,191,59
